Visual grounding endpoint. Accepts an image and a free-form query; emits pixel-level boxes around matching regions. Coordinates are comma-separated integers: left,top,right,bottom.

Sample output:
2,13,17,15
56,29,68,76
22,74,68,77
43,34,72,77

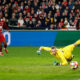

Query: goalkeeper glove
37,50,41,55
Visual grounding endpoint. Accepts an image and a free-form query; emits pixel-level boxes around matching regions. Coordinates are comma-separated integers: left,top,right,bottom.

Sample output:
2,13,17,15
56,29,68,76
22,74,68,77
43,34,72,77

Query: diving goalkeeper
37,40,80,66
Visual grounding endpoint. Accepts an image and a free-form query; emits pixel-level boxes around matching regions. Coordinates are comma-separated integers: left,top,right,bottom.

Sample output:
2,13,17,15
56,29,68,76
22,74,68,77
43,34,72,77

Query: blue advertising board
3,31,58,46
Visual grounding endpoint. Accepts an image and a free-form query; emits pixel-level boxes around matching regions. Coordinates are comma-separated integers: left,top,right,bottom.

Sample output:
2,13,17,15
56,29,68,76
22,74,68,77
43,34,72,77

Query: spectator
59,18,64,28
50,24,54,30
9,13,17,27
18,17,24,27
32,17,36,27
36,20,42,28
0,0,79,30
28,21,34,28
76,18,80,30
24,17,29,27
4,13,9,24
36,9,42,15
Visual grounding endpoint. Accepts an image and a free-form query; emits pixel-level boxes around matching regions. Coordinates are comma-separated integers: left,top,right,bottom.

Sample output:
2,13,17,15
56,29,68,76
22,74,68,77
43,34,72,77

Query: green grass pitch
0,47,80,80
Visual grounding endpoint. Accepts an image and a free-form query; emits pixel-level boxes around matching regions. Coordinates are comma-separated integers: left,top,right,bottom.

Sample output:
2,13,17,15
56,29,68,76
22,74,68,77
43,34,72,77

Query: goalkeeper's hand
37,50,41,55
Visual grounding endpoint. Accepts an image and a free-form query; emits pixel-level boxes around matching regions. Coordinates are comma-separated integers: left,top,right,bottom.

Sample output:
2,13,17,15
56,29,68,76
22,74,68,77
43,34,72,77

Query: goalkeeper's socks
75,40,80,45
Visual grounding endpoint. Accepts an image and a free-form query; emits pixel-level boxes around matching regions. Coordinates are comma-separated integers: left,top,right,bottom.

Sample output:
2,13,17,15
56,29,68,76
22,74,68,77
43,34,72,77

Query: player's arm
3,22,9,31
37,46,51,55
57,50,68,66
39,46,51,51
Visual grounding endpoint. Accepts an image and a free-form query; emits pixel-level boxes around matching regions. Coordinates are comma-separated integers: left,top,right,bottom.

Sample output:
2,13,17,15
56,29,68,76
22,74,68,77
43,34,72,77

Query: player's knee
4,41,7,46
4,43,7,48
5,44,7,47
0,44,2,48
0,45,2,49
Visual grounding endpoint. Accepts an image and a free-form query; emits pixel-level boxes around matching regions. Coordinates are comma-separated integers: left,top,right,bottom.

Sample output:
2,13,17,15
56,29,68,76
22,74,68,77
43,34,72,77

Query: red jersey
0,20,9,34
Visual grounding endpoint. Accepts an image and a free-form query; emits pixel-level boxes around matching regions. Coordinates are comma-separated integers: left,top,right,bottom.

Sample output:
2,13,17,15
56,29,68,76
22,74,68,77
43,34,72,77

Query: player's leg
61,44,75,63
62,40,80,53
1,34,8,54
62,40,80,61
74,40,80,46
2,40,8,54
0,42,3,56
62,44,75,53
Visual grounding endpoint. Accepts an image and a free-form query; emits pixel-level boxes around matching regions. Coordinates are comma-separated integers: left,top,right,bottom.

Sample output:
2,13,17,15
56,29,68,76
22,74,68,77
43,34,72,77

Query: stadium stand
0,0,80,30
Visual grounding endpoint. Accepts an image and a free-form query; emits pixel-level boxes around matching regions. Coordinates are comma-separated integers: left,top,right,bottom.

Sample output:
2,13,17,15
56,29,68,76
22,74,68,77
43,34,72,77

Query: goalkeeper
37,40,80,66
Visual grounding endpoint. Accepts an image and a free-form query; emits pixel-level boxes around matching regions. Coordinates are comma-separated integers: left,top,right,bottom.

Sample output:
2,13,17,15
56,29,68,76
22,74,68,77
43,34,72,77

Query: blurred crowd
0,0,80,30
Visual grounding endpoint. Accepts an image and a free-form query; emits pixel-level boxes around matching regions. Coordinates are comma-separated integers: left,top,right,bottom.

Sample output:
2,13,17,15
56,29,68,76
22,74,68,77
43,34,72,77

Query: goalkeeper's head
51,46,57,55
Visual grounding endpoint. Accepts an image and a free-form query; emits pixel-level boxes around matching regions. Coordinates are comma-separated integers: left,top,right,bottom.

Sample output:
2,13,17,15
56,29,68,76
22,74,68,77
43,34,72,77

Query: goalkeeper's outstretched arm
37,46,51,55
39,46,51,51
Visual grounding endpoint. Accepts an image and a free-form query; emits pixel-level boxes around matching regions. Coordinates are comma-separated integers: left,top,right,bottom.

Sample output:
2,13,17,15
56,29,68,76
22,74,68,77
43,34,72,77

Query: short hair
51,46,56,49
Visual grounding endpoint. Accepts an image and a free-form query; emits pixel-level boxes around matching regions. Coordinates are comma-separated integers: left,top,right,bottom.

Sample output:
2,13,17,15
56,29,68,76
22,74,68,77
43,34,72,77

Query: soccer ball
70,61,78,69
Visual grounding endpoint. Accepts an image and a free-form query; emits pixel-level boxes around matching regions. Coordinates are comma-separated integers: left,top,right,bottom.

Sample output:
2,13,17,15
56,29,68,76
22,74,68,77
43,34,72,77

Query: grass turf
0,47,80,80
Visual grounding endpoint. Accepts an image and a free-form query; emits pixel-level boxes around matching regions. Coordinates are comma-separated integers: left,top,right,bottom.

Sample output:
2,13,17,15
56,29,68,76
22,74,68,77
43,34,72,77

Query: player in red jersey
0,18,9,56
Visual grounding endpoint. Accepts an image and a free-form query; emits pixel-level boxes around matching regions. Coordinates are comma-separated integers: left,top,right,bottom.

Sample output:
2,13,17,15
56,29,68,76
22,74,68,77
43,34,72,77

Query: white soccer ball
70,61,78,69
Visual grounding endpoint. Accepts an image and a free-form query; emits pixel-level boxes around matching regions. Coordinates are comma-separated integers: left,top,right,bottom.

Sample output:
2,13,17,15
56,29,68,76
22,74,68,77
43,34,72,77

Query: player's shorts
0,34,6,42
61,44,75,60
67,55,74,62
62,44,75,53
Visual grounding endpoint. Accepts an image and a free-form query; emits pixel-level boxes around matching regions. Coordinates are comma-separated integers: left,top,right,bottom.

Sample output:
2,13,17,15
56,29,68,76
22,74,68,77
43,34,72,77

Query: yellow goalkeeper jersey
40,45,74,65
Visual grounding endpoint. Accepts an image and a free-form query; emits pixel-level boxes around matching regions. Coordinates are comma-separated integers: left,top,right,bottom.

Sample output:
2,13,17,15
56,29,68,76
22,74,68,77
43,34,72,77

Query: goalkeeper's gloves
37,50,41,55
37,47,42,55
